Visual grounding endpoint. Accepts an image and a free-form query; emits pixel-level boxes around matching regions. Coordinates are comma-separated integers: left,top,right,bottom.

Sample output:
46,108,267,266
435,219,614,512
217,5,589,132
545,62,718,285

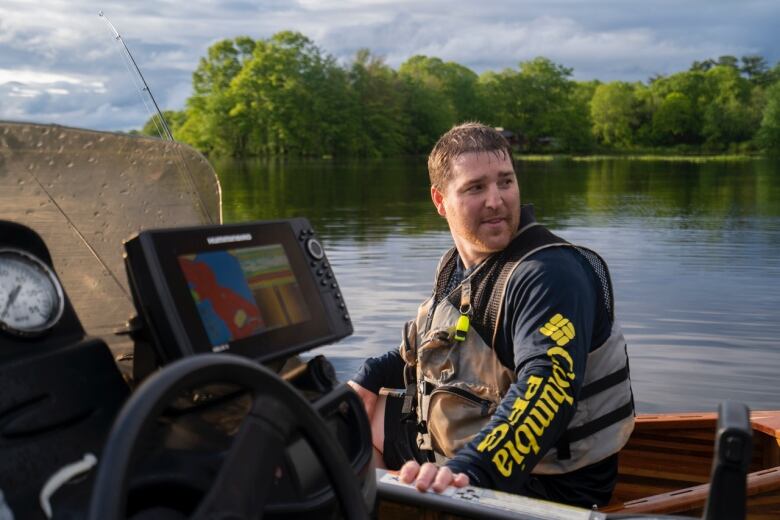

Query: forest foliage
141,31,780,156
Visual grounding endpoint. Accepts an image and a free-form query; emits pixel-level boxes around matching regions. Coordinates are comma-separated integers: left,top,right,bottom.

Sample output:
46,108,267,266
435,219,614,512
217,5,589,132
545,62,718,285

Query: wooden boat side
601,466,780,518
603,411,780,518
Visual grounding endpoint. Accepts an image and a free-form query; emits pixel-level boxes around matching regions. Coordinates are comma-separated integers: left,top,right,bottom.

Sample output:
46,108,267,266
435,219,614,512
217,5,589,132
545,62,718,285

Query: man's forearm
347,380,378,420
445,357,580,491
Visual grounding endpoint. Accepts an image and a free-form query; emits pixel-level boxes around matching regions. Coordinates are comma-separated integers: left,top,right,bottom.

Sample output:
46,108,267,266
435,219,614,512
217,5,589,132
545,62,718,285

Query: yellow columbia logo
540,313,575,346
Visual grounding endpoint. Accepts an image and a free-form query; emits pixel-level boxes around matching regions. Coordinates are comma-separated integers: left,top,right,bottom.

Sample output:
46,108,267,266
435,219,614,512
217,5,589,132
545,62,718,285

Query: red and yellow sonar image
234,244,310,330
178,244,309,348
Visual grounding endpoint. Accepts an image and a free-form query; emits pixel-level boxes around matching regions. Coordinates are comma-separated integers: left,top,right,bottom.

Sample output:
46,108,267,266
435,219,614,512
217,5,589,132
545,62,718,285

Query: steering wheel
88,354,372,519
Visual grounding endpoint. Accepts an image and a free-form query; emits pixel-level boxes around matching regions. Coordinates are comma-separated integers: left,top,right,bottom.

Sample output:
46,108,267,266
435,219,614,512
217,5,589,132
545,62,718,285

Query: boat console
0,218,373,519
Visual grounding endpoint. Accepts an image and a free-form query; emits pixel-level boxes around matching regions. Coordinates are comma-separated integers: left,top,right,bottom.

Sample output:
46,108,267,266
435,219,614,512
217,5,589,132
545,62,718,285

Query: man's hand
346,380,377,420
398,460,470,493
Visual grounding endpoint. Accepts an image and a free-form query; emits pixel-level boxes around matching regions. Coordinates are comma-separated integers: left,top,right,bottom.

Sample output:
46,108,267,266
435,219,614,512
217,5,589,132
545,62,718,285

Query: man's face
431,150,520,267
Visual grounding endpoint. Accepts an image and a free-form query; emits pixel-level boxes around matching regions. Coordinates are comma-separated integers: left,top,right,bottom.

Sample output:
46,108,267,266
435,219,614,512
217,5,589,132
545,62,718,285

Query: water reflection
216,157,780,413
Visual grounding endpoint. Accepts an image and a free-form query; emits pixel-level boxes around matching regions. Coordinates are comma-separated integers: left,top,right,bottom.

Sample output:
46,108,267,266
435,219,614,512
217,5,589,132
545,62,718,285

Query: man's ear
431,186,447,217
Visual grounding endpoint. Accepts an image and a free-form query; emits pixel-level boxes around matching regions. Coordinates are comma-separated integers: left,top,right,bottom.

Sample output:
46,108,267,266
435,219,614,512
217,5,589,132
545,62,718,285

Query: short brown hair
427,122,514,190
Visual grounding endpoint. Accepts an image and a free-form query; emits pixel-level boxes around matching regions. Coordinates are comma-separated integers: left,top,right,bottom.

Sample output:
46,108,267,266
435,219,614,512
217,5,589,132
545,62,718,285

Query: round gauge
0,248,65,337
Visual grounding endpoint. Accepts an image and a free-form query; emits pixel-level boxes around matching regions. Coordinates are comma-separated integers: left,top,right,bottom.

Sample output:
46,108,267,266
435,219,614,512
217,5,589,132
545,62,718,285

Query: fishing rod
98,11,173,141
98,11,219,224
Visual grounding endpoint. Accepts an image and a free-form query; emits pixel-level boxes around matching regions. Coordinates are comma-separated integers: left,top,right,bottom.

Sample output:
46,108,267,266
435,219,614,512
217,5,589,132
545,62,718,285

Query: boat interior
0,121,778,520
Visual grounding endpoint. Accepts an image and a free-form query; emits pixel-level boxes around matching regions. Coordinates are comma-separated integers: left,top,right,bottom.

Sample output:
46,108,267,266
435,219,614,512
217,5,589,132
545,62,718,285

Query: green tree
479,57,587,150
227,31,351,156
398,56,457,153
567,81,599,151
478,68,520,129
652,92,697,144
648,70,708,143
441,62,482,122
176,37,256,154
170,33,774,157
630,82,656,145
346,49,408,156
398,55,481,122
140,110,186,139
717,55,740,70
590,82,637,147
757,81,780,152
701,65,756,147
769,62,780,85
740,55,771,85
690,59,716,72
514,57,578,147
400,77,454,153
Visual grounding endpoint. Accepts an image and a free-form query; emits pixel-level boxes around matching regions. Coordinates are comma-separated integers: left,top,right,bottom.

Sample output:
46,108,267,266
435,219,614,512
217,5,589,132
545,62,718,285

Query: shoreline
514,153,765,163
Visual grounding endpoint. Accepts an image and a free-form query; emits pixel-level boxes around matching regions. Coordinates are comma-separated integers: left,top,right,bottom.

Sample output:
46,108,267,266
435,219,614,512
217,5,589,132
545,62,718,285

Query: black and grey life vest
399,214,635,474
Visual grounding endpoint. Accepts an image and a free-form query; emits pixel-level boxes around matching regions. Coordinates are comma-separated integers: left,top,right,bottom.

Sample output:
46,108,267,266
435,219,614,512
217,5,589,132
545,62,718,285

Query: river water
214,156,780,413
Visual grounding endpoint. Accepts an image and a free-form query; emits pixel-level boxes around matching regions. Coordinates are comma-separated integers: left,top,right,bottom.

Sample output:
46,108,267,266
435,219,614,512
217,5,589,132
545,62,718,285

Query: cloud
318,10,762,81
0,68,101,86
0,0,776,131
8,86,40,98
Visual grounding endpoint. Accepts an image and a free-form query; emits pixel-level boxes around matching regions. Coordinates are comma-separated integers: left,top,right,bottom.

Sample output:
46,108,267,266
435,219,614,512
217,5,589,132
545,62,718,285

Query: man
348,123,634,508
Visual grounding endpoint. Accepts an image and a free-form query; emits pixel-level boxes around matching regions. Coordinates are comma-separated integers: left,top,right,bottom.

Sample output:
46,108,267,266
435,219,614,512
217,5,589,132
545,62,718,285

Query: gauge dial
0,248,64,336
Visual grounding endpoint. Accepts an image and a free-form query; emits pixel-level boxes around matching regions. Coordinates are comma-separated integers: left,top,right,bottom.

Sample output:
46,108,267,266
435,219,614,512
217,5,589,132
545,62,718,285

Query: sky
1,0,777,132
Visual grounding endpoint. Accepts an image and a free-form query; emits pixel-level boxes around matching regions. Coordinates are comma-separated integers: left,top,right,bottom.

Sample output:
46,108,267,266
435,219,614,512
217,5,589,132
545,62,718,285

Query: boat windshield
0,121,221,356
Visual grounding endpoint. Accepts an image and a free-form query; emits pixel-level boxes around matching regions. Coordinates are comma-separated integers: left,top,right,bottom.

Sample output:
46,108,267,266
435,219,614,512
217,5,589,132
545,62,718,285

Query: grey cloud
0,0,777,131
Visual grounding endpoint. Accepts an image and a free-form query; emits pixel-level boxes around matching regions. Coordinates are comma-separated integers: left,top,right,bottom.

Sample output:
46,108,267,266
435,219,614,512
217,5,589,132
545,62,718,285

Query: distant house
495,127,523,150
536,136,560,150
496,127,561,152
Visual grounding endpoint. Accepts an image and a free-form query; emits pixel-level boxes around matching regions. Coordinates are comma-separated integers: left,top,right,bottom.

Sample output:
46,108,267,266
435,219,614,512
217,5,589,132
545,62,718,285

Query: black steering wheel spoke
192,411,288,520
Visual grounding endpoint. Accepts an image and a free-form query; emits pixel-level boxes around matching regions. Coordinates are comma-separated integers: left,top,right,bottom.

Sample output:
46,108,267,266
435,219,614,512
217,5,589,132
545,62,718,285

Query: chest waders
399,217,635,474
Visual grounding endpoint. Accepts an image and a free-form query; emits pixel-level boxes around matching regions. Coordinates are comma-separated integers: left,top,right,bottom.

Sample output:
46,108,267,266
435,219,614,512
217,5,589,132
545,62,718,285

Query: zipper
431,385,493,417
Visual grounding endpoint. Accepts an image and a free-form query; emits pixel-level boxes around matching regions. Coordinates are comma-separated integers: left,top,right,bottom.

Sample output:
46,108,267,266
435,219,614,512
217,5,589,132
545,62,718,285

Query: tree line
141,31,780,156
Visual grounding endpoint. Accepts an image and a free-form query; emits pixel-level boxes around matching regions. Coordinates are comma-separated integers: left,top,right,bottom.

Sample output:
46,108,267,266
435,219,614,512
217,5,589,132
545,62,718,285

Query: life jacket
399,210,635,474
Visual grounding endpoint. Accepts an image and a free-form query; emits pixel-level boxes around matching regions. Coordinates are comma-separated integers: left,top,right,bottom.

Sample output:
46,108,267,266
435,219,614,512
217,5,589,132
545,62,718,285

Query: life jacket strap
401,382,417,419
554,401,635,460
579,363,630,400
553,363,632,460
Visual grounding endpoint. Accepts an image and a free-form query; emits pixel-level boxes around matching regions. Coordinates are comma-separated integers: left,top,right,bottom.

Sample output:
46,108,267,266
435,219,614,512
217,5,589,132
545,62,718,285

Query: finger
452,472,470,488
431,466,454,493
398,460,420,484
415,462,439,491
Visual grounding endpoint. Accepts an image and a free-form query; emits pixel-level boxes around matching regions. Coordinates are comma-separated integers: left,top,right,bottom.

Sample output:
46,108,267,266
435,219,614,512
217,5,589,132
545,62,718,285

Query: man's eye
466,185,482,193
499,178,514,187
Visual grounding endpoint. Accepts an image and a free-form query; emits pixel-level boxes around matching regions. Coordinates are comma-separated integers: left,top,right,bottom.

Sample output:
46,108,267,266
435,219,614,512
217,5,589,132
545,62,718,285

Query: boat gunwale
632,411,780,441
603,410,780,515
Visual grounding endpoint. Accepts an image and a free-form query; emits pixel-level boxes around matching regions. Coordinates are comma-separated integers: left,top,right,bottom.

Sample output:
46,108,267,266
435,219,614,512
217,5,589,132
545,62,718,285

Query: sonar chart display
178,244,310,348
124,219,352,366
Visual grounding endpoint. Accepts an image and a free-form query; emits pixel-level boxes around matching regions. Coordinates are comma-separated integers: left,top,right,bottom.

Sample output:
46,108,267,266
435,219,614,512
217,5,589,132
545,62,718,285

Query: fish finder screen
178,244,311,348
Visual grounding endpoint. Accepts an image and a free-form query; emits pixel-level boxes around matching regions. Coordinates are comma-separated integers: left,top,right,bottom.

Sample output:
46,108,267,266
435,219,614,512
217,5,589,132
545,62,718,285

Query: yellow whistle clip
454,314,470,341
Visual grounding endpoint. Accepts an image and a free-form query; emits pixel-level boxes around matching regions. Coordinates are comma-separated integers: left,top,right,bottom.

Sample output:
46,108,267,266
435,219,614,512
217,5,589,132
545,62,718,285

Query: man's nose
484,183,503,208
